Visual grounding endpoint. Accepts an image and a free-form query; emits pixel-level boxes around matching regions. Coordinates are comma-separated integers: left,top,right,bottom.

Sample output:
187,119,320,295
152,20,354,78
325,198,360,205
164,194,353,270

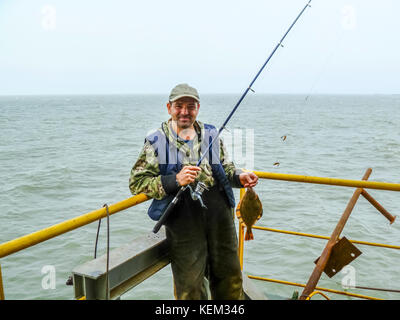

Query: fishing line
153,0,314,234
294,22,349,211
304,28,346,101
278,35,345,168
273,12,347,171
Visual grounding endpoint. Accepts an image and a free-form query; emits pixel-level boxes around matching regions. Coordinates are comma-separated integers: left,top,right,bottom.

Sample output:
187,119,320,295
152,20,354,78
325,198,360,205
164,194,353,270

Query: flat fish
236,187,263,241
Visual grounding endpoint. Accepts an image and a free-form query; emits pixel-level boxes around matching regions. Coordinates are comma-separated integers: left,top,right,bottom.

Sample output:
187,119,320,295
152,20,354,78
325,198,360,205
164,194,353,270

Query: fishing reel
187,181,208,209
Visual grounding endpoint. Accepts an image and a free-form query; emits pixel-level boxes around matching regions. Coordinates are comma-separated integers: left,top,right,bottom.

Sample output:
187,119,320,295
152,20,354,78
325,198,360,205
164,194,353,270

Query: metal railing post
0,264,5,300
299,168,372,300
361,189,397,224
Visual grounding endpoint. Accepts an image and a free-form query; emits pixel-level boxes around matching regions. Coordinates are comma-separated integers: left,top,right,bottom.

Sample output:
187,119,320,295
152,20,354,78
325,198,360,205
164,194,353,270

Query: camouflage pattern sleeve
129,141,167,200
219,138,244,188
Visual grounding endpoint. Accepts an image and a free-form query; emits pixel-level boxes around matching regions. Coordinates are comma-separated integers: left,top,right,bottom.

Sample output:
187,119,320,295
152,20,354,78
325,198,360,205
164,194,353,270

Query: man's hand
176,166,201,186
239,172,259,188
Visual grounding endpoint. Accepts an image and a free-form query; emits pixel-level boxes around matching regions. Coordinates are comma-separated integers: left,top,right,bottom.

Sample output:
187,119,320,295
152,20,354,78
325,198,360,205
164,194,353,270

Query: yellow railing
253,171,400,192
0,194,149,259
243,224,399,300
247,275,382,300
252,226,400,250
0,193,149,300
306,291,330,300
0,169,399,299
237,169,400,300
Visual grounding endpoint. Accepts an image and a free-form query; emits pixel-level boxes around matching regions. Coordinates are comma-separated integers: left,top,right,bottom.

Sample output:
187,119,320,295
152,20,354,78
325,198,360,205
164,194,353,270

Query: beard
176,116,194,129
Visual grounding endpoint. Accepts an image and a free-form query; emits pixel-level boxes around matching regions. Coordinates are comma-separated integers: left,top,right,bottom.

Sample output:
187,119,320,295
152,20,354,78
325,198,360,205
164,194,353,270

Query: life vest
145,123,235,221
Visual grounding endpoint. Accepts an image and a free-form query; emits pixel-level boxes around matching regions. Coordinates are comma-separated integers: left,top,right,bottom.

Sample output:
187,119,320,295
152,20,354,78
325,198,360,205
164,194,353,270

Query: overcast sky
1,0,399,95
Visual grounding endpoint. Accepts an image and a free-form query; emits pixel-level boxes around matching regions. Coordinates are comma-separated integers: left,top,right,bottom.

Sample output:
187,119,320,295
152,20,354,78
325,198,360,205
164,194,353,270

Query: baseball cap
169,83,200,103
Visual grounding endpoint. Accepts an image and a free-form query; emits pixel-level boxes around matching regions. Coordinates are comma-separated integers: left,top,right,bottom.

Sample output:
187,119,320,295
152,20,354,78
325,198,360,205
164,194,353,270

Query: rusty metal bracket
361,189,396,224
314,237,362,278
300,168,372,300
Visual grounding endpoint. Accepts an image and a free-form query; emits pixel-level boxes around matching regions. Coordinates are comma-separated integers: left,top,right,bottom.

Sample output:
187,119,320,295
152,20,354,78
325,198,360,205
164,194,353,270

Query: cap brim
170,94,200,102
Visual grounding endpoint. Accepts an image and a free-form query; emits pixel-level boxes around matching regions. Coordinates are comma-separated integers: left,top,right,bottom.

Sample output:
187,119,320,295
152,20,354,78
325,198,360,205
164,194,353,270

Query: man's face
167,97,200,129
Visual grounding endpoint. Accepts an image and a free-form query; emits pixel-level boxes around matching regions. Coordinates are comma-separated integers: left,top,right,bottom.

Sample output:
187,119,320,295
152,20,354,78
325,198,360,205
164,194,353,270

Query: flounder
236,187,263,240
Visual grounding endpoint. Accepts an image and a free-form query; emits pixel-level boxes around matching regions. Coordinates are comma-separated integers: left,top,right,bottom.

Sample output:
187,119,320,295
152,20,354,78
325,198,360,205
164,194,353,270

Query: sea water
0,94,399,300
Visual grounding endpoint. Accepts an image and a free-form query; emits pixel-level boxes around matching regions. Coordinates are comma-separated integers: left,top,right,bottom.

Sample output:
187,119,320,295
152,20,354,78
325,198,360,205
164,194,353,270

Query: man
129,83,258,300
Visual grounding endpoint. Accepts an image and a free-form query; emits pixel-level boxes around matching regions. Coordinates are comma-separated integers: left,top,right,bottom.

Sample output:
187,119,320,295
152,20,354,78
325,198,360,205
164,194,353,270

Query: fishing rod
153,0,313,233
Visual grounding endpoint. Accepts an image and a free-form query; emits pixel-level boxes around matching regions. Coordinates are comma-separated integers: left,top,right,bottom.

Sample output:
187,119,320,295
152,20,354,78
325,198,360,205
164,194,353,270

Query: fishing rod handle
152,186,186,233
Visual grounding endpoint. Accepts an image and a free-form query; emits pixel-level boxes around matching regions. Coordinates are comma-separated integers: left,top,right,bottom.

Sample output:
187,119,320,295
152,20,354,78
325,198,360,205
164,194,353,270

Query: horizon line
0,92,399,97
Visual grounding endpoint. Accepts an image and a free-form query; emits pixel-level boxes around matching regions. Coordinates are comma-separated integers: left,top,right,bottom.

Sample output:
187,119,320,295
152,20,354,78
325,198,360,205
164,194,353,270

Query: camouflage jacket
129,119,243,200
